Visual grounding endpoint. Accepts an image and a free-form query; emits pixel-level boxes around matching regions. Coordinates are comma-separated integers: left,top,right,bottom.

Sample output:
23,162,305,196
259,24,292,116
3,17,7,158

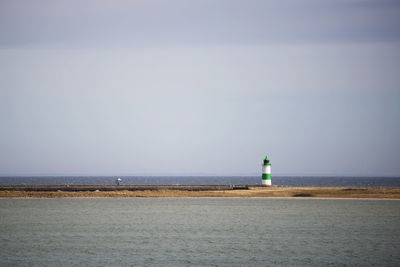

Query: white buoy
262,156,271,186
116,178,122,185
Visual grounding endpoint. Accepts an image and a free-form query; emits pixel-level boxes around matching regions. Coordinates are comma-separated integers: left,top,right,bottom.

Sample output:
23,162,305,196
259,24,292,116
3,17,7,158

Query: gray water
0,198,399,266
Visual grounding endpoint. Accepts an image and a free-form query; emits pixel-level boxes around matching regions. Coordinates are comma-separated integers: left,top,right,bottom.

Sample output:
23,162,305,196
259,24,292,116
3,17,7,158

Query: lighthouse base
262,180,272,186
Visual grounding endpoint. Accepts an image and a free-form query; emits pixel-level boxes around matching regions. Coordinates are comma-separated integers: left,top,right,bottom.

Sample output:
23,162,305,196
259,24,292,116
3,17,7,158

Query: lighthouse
262,156,271,186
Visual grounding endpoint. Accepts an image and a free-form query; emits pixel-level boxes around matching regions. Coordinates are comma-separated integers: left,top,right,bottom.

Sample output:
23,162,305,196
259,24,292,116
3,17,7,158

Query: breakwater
0,185,250,192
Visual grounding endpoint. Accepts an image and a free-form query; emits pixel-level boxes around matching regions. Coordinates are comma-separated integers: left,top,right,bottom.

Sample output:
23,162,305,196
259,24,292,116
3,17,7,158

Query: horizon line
0,174,399,178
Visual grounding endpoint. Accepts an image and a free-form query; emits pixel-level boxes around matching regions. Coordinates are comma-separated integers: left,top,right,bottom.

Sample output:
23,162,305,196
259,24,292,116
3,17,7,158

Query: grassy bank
0,187,399,199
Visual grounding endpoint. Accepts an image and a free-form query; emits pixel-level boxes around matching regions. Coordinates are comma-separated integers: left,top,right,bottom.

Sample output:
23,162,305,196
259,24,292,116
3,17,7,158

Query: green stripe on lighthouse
262,173,271,180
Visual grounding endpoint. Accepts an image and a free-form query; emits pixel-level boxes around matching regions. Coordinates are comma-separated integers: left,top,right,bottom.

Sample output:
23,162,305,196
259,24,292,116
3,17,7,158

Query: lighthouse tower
262,156,271,186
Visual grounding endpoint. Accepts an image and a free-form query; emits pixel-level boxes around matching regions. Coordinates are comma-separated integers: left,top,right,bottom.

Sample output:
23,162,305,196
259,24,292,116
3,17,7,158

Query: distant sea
0,176,399,187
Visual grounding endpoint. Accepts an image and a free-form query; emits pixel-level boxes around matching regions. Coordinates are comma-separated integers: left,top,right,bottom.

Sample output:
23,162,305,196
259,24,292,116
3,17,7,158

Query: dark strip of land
0,185,248,192
0,185,399,198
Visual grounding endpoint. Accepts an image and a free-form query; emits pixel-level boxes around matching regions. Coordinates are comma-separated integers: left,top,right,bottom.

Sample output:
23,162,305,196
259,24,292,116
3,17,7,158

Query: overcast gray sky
0,0,399,176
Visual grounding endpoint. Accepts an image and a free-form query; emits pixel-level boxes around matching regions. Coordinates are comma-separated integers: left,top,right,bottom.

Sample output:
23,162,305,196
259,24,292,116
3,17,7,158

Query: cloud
0,42,399,175
1,0,399,47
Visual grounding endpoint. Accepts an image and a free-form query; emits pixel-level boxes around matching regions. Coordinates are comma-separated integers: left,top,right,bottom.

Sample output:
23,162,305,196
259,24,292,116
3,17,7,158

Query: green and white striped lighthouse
262,156,271,186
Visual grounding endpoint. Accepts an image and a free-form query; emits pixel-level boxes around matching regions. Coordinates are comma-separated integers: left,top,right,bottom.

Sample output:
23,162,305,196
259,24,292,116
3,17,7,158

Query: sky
0,0,399,176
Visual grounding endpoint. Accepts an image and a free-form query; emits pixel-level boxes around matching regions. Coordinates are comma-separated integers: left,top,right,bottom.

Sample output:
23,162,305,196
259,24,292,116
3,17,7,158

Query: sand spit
0,186,399,199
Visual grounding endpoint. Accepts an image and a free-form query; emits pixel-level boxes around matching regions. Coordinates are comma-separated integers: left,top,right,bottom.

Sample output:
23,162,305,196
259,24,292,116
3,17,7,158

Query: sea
1,175,400,187
0,198,399,266
1,177,400,266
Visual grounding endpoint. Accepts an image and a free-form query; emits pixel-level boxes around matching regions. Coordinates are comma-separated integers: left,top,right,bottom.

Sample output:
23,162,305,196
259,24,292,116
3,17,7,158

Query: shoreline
1,186,399,199
1,195,400,200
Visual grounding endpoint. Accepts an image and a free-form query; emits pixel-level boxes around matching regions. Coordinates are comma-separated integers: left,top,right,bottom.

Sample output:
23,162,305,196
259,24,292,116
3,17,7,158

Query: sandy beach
1,186,399,199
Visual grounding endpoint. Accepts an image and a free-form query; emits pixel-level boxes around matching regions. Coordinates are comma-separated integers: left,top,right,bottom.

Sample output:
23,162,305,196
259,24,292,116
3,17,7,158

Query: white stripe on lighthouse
262,165,271,174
